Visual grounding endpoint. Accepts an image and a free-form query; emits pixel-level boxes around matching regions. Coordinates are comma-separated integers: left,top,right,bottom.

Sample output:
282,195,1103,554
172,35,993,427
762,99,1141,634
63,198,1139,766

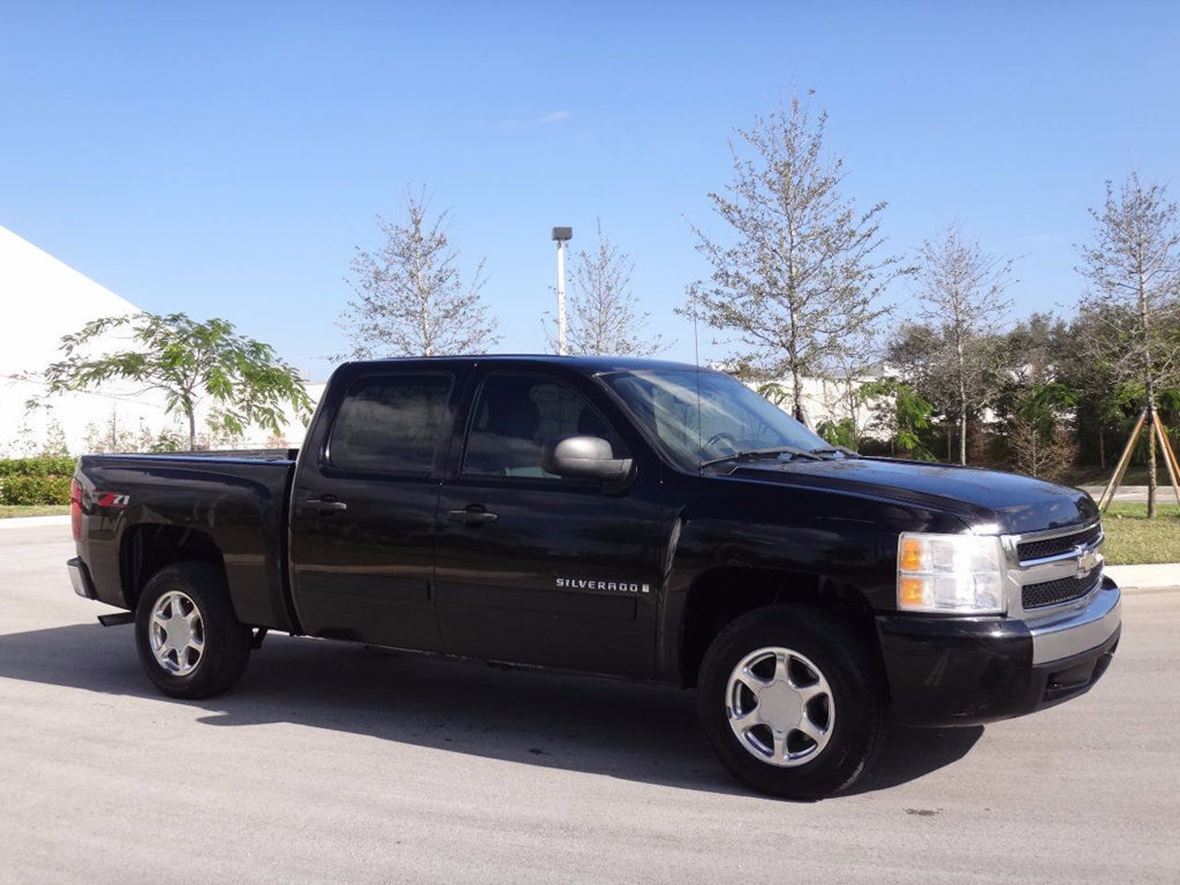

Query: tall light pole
552,226,573,355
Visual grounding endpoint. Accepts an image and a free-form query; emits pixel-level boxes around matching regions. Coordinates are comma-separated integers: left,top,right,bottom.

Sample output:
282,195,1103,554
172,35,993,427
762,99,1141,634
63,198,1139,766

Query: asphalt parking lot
1,523,1178,883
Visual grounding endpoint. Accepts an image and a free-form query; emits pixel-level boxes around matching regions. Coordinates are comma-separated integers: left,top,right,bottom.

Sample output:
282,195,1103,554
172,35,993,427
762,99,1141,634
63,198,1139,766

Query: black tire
134,562,252,699
697,605,882,800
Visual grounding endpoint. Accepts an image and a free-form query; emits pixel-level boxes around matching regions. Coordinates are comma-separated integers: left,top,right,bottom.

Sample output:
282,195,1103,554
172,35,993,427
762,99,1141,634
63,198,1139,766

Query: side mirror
544,436,633,481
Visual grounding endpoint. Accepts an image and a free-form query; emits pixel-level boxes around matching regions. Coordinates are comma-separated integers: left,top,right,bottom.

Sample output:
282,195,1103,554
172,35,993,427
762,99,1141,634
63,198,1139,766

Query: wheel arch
677,566,883,689
119,523,228,614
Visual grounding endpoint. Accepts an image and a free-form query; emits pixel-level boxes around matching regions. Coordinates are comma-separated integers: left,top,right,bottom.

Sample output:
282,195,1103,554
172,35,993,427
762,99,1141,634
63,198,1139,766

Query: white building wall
0,226,320,456
743,374,883,439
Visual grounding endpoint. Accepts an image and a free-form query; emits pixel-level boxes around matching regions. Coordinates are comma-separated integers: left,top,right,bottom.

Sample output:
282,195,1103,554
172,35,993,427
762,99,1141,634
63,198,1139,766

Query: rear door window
328,374,452,474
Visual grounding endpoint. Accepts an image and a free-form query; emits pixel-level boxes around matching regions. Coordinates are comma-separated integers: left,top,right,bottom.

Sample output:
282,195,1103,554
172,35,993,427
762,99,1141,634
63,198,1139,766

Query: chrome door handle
304,498,348,512
447,507,498,525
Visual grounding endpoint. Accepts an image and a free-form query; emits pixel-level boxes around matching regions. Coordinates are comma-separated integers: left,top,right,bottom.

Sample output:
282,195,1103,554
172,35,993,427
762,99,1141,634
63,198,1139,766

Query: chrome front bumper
1028,581,1121,665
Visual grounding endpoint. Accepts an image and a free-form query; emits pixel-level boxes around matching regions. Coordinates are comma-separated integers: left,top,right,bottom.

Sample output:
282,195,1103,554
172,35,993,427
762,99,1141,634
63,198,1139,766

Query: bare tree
822,327,881,446
1008,415,1078,482
339,192,501,358
1077,172,1180,517
681,93,906,421
912,224,1014,464
548,221,667,356
1005,381,1079,481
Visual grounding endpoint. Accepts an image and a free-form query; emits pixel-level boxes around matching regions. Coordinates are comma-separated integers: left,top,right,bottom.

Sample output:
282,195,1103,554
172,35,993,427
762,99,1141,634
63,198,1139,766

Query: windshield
603,368,827,470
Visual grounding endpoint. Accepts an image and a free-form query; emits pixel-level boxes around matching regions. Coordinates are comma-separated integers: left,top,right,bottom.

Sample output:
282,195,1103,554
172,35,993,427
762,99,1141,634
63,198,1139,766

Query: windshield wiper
809,445,860,459
700,446,821,469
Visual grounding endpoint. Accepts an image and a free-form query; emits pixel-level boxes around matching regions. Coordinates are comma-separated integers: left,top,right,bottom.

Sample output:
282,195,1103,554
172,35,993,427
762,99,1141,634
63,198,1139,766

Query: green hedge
0,475,72,506
0,457,76,505
0,456,76,478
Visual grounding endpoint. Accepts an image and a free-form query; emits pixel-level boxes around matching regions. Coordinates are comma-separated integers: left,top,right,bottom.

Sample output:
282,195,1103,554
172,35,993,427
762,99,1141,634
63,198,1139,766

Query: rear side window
328,374,452,474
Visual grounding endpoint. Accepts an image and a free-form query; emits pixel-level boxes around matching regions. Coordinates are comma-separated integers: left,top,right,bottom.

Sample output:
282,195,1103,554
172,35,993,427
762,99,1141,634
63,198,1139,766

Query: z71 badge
96,492,130,509
555,577,650,594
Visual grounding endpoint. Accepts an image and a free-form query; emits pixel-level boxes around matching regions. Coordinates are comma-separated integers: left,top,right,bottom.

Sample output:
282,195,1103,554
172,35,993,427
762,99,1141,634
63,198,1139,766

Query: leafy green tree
995,313,1069,394
883,322,963,459
756,381,791,407
816,417,858,449
991,314,1079,476
37,313,313,450
858,378,934,460
1051,309,1133,468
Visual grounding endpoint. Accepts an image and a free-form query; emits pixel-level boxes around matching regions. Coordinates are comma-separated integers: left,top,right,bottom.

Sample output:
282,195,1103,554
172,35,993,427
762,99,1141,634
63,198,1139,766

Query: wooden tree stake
1097,408,1147,511
1152,412,1180,508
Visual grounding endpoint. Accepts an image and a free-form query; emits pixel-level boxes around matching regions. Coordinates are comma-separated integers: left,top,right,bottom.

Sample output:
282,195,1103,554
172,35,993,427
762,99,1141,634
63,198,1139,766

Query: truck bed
74,451,299,631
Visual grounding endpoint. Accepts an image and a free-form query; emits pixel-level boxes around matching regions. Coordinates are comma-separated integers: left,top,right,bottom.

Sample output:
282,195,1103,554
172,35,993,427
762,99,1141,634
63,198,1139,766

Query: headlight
896,532,1006,614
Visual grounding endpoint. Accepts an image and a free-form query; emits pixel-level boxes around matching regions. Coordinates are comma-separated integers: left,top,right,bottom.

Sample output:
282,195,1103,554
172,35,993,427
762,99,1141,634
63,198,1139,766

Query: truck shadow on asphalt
0,623,982,798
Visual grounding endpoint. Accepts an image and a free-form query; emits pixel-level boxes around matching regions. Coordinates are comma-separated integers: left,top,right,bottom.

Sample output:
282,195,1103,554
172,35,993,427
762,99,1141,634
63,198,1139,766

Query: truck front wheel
134,562,252,699
697,605,882,800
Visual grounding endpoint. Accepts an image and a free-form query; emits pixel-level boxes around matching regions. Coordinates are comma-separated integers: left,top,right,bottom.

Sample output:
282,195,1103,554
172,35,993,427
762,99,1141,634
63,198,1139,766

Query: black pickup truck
67,355,1121,798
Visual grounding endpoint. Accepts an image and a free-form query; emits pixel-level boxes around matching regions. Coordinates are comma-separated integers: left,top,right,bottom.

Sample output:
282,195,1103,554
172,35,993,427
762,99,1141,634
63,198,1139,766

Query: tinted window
329,374,452,474
463,374,625,479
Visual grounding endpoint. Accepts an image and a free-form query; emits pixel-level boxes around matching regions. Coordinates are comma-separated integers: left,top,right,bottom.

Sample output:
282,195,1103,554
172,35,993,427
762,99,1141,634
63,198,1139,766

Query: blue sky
2,1,1177,379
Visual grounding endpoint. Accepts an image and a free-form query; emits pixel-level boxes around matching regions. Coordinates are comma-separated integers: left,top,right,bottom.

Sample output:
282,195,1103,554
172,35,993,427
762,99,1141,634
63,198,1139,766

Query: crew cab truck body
68,356,1121,798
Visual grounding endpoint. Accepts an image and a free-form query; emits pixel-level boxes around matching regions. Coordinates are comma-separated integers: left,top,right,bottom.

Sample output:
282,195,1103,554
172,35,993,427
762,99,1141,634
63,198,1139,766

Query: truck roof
339,354,709,374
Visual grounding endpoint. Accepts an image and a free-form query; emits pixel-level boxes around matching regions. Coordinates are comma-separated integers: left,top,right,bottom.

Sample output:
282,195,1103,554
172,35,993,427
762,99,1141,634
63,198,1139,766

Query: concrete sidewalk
1105,563,1179,590
0,515,69,530
1080,484,1180,505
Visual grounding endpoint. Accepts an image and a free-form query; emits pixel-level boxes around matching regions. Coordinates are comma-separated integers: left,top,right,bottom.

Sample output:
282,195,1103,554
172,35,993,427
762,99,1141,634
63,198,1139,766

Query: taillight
70,479,83,542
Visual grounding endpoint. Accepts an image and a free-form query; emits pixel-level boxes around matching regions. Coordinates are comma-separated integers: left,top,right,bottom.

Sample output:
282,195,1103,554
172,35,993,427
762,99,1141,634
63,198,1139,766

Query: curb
1104,563,1180,591
0,515,71,530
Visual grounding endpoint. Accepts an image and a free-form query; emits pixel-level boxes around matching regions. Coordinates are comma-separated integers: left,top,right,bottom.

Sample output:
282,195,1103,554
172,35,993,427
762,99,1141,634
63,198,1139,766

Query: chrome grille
1017,524,1102,562
1022,568,1102,609
1004,519,1104,618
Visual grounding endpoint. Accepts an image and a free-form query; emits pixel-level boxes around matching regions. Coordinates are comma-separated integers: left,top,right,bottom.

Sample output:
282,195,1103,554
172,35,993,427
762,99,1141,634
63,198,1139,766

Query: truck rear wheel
697,605,882,800
134,562,252,699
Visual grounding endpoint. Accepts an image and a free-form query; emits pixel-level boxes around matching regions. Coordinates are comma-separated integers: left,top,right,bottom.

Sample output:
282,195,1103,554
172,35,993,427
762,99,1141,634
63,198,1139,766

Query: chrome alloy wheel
724,646,835,767
149,591,205,676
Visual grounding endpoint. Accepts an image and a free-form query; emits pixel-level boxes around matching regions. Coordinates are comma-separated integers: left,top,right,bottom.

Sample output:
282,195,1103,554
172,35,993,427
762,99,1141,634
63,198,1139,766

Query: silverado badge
555,577,650,594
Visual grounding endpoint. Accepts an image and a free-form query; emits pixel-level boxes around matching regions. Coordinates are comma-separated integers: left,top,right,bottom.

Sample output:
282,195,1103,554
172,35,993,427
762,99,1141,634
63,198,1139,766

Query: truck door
434,369,662,677
289,366,461,650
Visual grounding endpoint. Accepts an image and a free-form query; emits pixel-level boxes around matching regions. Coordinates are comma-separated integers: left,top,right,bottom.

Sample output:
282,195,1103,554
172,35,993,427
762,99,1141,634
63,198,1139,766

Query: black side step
97,612,135,627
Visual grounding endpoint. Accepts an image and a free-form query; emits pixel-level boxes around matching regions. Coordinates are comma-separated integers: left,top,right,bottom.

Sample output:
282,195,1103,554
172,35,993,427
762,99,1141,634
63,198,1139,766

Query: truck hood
725,457,1098,535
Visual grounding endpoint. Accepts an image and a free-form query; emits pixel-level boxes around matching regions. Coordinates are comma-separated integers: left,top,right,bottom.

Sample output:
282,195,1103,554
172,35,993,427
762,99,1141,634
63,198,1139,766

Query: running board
97,612,135,627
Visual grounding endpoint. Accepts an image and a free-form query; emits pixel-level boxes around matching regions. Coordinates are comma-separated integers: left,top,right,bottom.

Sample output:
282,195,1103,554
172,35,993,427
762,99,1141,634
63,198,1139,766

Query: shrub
0,457,76,505
858,437,896,458
0,474,73,506
0,456,76,478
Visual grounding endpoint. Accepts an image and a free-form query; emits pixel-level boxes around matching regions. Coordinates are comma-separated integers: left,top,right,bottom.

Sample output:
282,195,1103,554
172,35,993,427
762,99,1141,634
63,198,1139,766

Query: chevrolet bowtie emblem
1075,546,1099,579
